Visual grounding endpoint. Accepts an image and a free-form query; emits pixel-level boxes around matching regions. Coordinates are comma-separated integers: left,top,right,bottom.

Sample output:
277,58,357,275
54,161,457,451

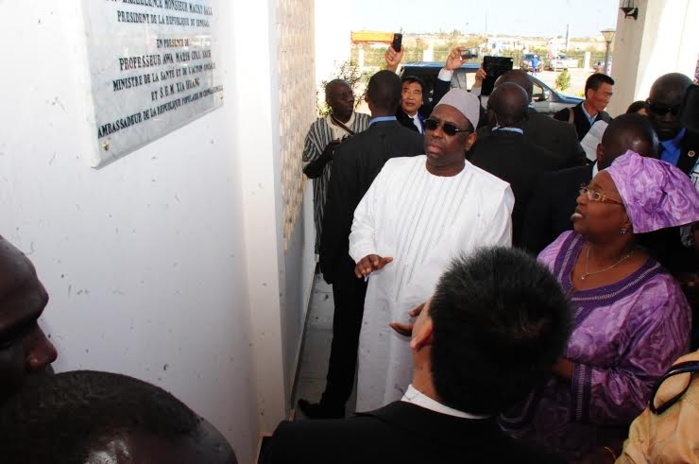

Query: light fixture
620,0,639,20
600,29,615,75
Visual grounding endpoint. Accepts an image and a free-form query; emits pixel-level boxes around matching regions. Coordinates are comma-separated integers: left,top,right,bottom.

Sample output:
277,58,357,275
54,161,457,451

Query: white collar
401,384,491,419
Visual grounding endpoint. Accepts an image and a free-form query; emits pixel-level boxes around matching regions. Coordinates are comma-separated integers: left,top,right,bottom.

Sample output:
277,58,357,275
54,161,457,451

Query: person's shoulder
353,112,371,127
383,154,426,169
308,116,328,129
544,164,591,184
552,105,578,121
465,161,511,192
682,129,699,145
262,417,384,463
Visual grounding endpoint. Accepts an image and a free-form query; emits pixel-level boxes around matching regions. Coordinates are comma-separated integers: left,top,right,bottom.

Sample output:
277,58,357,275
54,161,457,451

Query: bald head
0,236,57,403
647,73,693,140
495,69,533,102
487,82,529,128
597,113,659,170
649,73,693,103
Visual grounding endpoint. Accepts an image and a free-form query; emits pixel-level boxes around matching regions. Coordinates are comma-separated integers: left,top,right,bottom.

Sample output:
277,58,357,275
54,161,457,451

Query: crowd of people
1,42,697,463
291,45,699,463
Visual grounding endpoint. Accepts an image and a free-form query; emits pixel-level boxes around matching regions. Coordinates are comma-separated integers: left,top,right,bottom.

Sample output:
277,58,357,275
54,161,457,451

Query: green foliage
555,68,571,92
317,60,371,116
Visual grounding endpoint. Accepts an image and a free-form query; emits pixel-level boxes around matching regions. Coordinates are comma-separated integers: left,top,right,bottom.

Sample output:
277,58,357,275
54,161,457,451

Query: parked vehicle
547,54,577,71
520,53,543,73
399,61,582,116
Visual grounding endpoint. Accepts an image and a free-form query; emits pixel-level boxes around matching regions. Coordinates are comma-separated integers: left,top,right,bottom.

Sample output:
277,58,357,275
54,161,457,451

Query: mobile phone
391,33,403,53
481,56,514,96
460,48,479,59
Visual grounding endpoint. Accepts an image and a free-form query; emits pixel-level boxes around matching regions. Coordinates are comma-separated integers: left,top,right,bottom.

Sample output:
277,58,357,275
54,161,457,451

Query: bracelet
604,446,618,462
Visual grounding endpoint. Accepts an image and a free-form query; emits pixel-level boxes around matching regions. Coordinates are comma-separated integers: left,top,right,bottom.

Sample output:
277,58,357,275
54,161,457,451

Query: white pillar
608,0,699,116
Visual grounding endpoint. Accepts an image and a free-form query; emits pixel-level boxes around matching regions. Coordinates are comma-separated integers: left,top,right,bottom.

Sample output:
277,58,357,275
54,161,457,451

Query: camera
460,48,479,59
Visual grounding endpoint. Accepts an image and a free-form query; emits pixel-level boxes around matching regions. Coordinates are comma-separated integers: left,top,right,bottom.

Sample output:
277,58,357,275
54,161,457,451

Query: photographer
302,79,370,254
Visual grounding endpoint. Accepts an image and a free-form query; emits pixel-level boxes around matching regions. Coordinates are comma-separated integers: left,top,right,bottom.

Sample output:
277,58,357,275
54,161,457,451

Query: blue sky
349,0,618,38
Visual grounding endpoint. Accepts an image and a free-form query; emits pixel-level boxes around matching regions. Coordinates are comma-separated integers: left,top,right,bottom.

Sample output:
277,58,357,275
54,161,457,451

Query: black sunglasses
646,99,681,116
424,118,472,136
649,360,699,415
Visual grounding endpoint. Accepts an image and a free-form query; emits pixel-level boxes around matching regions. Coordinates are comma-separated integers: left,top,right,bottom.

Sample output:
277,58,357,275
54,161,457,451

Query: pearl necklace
580,245,635,281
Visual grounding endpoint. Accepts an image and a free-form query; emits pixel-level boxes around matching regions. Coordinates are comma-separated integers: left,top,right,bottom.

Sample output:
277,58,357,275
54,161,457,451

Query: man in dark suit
297,70,424,419
646,73,699,176
477,69,586,168
395,75,429,133
262,247,572,464
469,82,566,247
384,47,435,134
554,73,614,141
521,113,659,254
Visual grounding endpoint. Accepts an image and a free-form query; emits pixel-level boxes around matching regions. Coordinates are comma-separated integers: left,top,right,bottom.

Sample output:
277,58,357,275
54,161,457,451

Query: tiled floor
291,274,357,419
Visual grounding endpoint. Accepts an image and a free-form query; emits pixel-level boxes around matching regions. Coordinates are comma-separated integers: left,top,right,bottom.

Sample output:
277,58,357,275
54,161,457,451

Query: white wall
0,1,276,462
608,0,699,116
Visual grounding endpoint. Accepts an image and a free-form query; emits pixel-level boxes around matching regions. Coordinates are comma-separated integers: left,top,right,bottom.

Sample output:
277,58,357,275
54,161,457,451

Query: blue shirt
580,103,597,127
660,128,687,166
493,126,524,135
369,116,397,126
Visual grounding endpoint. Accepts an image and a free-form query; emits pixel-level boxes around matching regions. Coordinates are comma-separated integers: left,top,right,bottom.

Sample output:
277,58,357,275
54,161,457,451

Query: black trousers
320,256,367,407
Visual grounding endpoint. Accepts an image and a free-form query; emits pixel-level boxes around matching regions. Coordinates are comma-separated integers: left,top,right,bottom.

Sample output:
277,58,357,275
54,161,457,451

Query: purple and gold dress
501,231,691,460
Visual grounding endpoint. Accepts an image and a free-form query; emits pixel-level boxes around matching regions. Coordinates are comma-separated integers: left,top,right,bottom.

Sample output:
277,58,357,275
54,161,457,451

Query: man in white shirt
350,88,515,411
261,248,571,464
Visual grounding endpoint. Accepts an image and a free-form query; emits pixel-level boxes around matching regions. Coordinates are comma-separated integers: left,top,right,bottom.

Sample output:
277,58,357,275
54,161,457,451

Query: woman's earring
620,227,628,235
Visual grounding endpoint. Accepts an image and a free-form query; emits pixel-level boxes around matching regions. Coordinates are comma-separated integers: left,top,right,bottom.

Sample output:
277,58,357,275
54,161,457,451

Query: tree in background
555,68,571,92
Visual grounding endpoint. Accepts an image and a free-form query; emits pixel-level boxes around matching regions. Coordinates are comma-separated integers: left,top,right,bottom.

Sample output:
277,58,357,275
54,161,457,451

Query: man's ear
596,143,605,165
410,317,434,351
464,131,478,152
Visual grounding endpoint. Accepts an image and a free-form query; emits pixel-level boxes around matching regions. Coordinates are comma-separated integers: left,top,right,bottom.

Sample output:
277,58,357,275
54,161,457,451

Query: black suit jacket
674,129,699,175
260,401,563,464
319,121,423,283
395,107,428,133
553,102,611,142
478,109,586,168
469,130,567,247
521,164,593,255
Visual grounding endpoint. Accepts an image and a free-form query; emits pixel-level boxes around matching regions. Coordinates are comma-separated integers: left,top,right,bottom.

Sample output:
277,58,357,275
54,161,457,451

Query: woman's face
571,171,629,239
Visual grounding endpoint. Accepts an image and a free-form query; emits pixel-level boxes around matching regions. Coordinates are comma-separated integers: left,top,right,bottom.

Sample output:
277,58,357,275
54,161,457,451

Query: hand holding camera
444,47,480,71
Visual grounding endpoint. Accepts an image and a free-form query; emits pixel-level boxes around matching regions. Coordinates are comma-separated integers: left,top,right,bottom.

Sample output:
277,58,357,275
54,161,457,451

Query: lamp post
600,28,616,75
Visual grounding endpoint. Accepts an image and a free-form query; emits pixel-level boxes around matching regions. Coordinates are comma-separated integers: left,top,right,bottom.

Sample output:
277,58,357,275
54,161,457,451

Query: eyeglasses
649,360,699,415
579,184,624,205
646,99,681,116
424,118,472,136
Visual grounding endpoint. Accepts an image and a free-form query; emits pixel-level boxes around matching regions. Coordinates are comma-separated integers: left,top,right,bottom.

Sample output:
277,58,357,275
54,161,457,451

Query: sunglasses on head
424,118,472,136
646,99,681,116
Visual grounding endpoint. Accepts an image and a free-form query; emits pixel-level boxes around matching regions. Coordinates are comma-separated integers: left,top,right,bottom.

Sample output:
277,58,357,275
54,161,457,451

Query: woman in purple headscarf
500,151,699,461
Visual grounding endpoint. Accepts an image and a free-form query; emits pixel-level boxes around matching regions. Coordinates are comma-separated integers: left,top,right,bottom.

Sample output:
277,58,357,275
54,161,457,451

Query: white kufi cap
435,88,480,128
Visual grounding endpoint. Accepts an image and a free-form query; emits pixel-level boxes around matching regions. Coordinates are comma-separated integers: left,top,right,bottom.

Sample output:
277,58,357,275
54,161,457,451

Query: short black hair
626,100,646,114
401,75,425,93
0,370,224,463
585,73,615,94
367,70,402,113
429,247,572,415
